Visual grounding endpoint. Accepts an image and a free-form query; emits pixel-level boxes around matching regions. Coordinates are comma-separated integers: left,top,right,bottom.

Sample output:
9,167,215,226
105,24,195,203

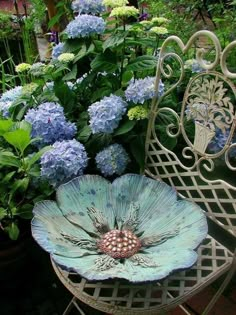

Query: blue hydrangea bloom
24,102,77,147
192,61,205,73
88,94,127,134
0,86,23,103
40,139,88,187
65,14,106,38
125,77,164,104
208,128,236,158
95,143,129,176
0,101,12,118
52,42,65,59
71,0,105,14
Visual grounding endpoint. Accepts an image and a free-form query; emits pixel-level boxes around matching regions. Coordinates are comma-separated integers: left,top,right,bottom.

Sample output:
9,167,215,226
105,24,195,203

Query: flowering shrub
40,139,88,187
24,102,77,147
95,144,129,176
88,95,127,134
0,0,185,240
58,53,75,63
207,128,236,158
125,77,164,104
65,14,106,38
51,42,65,59
15,63,31,73
0,86,23,103
103,0,128,8
71,0,105,14
1,0,235,241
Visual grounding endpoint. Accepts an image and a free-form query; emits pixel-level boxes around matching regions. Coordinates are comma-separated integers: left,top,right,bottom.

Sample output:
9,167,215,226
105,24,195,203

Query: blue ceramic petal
144,200,208,253
111,174,177,230
32,200,96,257
122,250,198,282
52,249,197,282
56,175,115,234
52,254,124,281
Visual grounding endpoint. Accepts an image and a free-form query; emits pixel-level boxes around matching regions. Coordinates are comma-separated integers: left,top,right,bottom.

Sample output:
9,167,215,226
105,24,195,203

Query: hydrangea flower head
149,26,168,35
110,6,139,18
24,102,77,147
0,86,23,103
0,101,12,118
95,143,129,176
72,0,105,14
22,83,39,96
40,139,88,187
184,59,210,73
0,86,23,117
29,62,47,77
52,42,65,59
125,77,164,104
139,20,152,29
58,53,75,63
65,14,106,39
128,106,148,120
15,63,31,73
103,0,128,8
151,17,169,25
208,128,236,158
88,94,127,134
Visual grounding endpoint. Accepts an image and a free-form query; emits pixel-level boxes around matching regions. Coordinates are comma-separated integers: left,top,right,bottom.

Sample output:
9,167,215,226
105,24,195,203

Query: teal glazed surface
31,174,208,282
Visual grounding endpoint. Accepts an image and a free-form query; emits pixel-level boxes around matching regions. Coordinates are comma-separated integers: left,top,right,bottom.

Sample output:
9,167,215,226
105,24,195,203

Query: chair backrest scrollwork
145,30,236,238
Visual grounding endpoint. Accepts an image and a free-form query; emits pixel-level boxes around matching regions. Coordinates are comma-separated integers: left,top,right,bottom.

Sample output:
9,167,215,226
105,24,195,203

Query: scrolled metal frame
145,30,236,313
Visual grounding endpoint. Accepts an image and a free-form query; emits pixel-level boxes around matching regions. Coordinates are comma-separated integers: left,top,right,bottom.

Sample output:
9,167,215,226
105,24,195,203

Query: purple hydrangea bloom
95,143,129,176
52,42,65,59
65,14,106,38
125,77,164,104
71,0,105,15
88,94,127,134
40,139,88,187
0,86,23,103
207,128,236,158
24,102,77,147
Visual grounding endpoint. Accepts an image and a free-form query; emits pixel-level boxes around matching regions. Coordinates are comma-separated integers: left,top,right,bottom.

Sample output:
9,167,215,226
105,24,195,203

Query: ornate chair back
145,31,236,242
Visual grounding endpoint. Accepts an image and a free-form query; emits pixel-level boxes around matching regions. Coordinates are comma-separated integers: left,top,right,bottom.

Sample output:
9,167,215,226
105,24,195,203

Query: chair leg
202,254,236,315
63,297,76,315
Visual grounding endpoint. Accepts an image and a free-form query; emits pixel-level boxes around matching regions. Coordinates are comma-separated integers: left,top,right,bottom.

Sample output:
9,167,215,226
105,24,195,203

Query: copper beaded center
97,229,141,259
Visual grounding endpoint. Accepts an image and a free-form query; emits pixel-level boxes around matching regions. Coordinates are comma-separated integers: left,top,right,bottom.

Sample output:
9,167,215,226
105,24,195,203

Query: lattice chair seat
52,235,233,314
51,30,236,315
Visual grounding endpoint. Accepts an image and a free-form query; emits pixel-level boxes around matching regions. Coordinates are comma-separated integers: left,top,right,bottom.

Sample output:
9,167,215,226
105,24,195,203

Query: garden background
0,1,235,314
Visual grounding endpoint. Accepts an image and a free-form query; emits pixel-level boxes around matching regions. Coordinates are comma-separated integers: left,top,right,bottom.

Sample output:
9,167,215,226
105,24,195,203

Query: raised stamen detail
97,229,141,259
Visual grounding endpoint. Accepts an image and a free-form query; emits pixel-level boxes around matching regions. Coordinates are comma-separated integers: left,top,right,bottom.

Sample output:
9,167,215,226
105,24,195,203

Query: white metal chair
52,30,236,314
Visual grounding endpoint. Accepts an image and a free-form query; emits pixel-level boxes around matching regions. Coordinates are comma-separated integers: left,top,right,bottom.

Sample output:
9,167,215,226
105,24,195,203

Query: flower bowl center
97,229,141,259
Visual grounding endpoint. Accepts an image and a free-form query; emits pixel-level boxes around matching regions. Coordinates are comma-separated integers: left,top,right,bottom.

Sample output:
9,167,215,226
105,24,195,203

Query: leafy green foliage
0,119,52,240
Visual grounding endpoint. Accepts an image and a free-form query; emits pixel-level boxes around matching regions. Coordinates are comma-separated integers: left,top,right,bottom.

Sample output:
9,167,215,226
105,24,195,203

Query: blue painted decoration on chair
31,174,208,282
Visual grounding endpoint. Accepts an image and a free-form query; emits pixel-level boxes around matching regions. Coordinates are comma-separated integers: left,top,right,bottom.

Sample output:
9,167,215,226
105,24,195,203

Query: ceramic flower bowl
31,174,208,282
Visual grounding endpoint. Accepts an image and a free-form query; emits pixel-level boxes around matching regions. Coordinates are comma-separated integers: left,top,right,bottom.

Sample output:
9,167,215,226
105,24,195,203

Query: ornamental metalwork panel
145,31,236,237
